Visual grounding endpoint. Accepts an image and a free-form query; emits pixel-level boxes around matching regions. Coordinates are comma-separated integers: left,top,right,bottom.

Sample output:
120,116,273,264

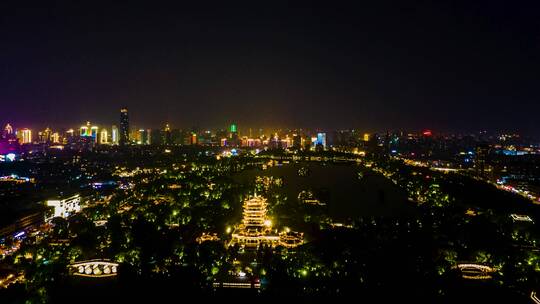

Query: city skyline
1,2,539,134
3,2,540,302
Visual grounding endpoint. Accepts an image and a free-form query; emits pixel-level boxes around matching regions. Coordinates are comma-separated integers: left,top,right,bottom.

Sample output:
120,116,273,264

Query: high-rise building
51,132,60,144
119,108,130,145
66,129,75,138
475,144,490,178
228,123,239,146
162,124,172,145
3,124,13,138
137,129,150,145
80,122,89,137
111,125,119,145
100,129,109,144
19,128,32,144
80,122,98,142
316,132,327,149
90,126,99,143
38,127,52,143
292,134,302,149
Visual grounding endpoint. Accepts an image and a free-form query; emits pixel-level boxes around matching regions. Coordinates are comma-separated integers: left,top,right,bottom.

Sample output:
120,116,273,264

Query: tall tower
230,123,237,137
3,124,13,138
19,128,32,144
162,124,172,145
111,125,119,145
119,108,130,145
100,129,109,144
475,143,490,178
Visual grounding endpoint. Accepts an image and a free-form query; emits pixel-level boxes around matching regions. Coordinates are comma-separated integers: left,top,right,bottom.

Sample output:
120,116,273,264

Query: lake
234,161,414,222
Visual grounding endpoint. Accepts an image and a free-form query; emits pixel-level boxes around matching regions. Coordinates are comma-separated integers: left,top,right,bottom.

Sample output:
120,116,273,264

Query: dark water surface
234,162,414,221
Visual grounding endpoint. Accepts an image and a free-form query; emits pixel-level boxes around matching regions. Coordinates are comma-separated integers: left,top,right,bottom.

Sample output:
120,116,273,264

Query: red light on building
422,130,432,136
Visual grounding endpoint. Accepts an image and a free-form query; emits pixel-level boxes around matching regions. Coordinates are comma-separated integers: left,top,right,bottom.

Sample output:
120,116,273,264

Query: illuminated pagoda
230,195,303,248
231,195,277,248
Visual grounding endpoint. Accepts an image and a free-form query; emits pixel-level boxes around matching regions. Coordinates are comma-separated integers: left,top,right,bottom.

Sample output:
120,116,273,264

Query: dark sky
1,1,539,134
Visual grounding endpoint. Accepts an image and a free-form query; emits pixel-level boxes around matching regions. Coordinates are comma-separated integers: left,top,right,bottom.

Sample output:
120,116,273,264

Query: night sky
1,1,539,134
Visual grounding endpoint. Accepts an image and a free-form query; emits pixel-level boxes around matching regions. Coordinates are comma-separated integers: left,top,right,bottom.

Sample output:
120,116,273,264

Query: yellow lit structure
363,133,370,142
51,132,60,144
68,260,118,278
19,128,32,144
100,128,109,144
455,263,495,280
111,125,119,145
4,124,13,135
230,195,303,248
230,195,278,248
197,232,220,244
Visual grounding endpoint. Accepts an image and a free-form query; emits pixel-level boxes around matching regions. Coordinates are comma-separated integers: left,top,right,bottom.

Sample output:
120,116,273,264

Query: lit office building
18,128,32,144
80,122,98,142
51,132,60,144
162,124,172,145
38,128,52,143
119,108,130,145
228,123,239,146
281,136,293,149
314,132,326,149
80,124,89,137
45,194,81,221
111,125,119,145
230,123,237,135
137,129,151,145
3,124,13,137
90,126,98,143
241,137,262,147
100,129,109,144
310,136,317,148
66,129,75,138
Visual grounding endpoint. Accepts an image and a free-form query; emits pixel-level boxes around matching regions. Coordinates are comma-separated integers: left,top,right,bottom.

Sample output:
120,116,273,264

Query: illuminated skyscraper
19,129,32,144
229,123,239,146
475,144,490,178
39,128,52,143
3,124,13,137
90,126,99,143
51,132,60,144
111,125,119,145
100,129,109,144
80,122,98,142
80,122,90,137
119,108,130,145
316,132,327,149
137,129,150,145
162,124,172,145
